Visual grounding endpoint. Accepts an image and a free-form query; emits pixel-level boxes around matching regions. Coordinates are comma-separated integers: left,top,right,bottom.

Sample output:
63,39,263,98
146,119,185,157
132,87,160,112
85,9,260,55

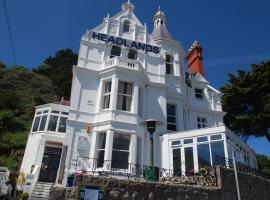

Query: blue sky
0,0,269,156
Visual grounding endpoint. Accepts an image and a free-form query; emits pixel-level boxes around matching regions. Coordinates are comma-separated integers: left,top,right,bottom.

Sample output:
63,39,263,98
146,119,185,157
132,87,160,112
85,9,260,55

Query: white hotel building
20,0,257,193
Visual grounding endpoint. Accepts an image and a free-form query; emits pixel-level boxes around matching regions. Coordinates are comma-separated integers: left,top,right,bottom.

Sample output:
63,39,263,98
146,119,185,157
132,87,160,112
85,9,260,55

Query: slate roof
151,25,175,42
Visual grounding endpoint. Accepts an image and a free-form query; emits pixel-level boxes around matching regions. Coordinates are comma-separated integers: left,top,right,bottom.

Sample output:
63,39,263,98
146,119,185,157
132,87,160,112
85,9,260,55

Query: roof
151,25,175,42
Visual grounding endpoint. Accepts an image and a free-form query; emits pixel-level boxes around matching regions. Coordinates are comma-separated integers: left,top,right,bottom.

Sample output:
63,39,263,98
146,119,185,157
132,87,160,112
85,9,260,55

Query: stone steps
29,182,54,200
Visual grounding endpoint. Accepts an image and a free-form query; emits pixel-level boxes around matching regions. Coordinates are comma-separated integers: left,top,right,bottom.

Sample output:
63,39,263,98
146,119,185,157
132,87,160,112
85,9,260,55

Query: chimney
186,41,205,77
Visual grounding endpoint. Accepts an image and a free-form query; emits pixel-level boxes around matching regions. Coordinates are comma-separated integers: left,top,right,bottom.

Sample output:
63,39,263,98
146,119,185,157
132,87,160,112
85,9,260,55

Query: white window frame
165,55,174,75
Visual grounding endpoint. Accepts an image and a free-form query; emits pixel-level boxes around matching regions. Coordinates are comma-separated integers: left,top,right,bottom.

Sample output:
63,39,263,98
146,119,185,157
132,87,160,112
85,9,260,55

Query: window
195,88,203,100
58,117,67,133
185,147,194,174
184,138,193,144
123,20,130,33
197,136,208,143
96,133,106,168
128,49,137,60
111,133,130,169
197,143,211,168
210,134,222,141
110,46,121,58
167,104,176,131
166,55,174,75
32,110,48,132
48,115,58,132
211,141,225,164
197,117,206,128
173,148,182,176
103,81,111,109
172,140,181,146
117,82,133,111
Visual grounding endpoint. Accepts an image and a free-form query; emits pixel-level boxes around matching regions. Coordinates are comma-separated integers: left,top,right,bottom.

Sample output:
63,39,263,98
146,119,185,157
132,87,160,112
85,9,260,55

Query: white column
95,79,104,113
129,133,137,166
132,83,139,114
104,129,114,170
193,145,199,172
223,133,229,167
110,76,119,110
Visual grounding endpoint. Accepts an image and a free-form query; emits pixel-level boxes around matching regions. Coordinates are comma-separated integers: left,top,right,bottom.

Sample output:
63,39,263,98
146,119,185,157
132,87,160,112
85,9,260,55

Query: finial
128,0,131,3
158,5,161,10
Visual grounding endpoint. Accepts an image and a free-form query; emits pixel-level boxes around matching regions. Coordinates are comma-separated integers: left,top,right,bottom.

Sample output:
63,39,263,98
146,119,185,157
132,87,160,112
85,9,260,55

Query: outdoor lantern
142,119,162,182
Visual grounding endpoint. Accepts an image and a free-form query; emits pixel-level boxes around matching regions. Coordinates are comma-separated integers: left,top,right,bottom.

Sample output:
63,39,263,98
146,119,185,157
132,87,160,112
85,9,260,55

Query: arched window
166,55,174,74
128,49,137,60
123,20,130,33
110,46,121,58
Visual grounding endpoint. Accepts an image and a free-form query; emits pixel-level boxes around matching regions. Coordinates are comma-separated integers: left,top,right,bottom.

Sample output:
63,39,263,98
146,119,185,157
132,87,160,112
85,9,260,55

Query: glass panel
167,116,176,123
110,46,121,58
39,115,47,131
197,143,211,169
184,139,193,144
195,88,203,99
173,148,182,176
36,111,42,115
185,147,194,174
43,110,49,114
97,150,105,168
197,136,208,142
210,134,222,140
211,141,225,164
112,133,130,150
167,124,176,131
48,115,58,132
61,112,69,115
128,50,137,60
103,95,110,109
104,82,111,93
172,140,180,146
58,117,67,133
167,104,176,116
111,151,129,169
32,116,40,132
123,21,130,33
98,133,106,149
51,110,59,114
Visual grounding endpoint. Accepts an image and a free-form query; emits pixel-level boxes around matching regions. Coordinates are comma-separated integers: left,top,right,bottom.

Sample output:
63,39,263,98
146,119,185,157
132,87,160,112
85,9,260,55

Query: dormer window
195,88,203,100
166,55,174,75
128,49,137,60
110,45,121,58
123,20,130,33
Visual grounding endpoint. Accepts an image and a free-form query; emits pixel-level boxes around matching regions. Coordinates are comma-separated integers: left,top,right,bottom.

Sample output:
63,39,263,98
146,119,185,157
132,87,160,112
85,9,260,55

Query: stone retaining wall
48,167,270,200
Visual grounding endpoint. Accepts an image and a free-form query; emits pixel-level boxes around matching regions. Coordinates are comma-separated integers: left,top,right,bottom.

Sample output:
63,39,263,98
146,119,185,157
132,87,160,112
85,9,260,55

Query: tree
220,61,270,143
256,154,270,176
33,49,78,99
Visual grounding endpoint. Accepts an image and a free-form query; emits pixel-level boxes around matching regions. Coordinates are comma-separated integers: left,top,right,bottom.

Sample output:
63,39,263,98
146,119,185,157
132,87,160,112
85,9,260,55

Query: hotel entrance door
39,146,62,183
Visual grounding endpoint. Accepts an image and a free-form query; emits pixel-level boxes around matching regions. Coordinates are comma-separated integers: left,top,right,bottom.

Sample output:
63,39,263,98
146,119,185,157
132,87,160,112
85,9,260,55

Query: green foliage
256,154,270,176
33,49,78,99
220,61,270,142
21,192,29,200
0,61,6,69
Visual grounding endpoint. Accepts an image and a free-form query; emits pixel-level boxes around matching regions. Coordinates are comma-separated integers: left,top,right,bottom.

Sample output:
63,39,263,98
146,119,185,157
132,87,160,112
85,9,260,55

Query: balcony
103,57,143,73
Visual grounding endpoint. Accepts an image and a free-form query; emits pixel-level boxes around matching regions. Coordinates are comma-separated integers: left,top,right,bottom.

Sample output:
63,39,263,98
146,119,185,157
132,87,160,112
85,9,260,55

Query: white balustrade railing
104,57,141,71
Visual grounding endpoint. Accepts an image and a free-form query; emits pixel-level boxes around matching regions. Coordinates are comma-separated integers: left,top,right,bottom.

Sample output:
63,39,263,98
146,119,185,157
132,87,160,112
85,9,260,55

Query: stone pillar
223,133,229,166
132,83,139,114
104,130,114,170
110,76,119,110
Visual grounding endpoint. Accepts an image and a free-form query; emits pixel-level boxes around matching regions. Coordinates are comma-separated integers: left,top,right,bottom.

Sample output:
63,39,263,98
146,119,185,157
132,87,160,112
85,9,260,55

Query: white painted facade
20,1,257,192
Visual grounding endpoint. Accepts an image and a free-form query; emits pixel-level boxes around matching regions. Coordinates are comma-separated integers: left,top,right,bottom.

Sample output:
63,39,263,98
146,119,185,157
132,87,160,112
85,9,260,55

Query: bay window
96,132,106,168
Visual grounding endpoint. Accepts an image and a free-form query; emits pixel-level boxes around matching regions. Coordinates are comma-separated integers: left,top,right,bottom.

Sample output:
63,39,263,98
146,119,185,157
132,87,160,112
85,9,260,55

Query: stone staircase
29,182,54,200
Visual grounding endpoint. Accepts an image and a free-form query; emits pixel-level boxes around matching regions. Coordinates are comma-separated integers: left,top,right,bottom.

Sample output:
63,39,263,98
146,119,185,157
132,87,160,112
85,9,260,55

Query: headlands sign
91,31,160,54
